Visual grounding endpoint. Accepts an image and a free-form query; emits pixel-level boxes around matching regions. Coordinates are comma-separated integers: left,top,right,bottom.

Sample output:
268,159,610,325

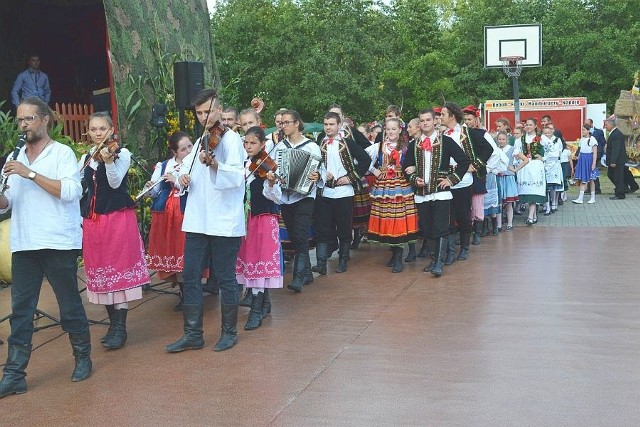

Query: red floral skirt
146,193,185,279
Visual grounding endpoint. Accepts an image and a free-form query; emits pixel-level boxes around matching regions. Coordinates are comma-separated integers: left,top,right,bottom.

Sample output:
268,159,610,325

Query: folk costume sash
320,137,363,190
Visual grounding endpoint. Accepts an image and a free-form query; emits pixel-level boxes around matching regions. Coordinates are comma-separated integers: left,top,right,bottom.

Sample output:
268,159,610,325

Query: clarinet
0,133,28,195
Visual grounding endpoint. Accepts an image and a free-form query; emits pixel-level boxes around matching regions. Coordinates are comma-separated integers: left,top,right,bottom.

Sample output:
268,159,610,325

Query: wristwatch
28,171,37,180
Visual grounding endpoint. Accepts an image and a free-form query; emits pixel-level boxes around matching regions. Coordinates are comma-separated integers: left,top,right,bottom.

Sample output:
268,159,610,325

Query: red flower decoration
387,149,400,178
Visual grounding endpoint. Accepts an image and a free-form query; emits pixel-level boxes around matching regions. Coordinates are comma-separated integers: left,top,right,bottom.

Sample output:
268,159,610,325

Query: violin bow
185,96,216,178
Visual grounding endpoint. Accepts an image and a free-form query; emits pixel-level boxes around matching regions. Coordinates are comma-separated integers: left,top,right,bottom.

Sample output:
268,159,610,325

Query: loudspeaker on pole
173,61,205,110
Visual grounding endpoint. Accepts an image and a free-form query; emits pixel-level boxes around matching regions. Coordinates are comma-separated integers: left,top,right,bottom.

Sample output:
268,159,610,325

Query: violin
91,130,119,162
248,150,280,181
205,121,228,153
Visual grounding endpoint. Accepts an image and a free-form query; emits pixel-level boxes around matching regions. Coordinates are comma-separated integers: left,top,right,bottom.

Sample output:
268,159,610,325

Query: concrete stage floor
0,205,639,425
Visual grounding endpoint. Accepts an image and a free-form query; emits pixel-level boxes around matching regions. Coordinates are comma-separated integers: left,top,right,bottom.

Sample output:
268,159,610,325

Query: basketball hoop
500,56,524,78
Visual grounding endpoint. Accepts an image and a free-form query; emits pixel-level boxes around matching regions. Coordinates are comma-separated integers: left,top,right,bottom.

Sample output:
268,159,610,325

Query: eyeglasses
280,120,295,126
275,121,283,125
15,115,39,125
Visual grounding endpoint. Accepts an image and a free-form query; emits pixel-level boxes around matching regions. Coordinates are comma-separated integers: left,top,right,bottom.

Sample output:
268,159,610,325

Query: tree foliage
211,0,640,124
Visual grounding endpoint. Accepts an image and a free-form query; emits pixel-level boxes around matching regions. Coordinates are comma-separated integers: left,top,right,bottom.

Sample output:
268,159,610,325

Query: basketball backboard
484,24,542,68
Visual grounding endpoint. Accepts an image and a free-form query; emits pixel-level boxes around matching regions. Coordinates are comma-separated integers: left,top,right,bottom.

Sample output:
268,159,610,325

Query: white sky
206,0,216,14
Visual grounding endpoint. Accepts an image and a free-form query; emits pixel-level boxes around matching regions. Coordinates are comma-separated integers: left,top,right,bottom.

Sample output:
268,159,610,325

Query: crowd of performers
0,91,598,398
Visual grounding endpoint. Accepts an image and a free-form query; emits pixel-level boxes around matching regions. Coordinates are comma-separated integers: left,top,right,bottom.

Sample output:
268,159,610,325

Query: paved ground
0,179,638,426
517,185,640,227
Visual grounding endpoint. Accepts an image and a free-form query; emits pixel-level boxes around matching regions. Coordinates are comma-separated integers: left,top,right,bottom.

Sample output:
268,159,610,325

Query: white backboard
484,24,542,68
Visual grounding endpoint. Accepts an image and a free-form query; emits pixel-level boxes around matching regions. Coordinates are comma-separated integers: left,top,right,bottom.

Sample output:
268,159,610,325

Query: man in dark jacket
605,117,629,199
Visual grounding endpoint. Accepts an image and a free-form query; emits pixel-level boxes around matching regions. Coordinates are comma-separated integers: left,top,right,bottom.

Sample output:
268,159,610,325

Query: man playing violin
0,97,92,397
165,88,246,353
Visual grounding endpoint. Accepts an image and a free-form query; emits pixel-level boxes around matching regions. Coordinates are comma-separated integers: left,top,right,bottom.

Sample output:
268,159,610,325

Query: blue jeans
182,233,241,306
9,249,89,346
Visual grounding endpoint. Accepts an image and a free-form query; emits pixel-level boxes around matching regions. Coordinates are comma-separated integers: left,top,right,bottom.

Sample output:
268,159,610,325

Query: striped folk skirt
352,178,371,228
367,175,419,246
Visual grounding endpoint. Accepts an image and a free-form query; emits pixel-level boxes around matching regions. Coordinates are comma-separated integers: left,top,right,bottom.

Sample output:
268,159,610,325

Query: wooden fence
54,103,95,142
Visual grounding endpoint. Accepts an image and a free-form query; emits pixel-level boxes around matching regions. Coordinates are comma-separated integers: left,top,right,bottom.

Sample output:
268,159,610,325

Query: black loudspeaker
151,104,168,128
173,61,204,109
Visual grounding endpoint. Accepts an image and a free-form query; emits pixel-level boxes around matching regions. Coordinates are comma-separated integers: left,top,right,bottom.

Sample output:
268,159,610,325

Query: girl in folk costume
559,139,573,203
366,117,419,273
145,131,193,311
80,112,149,349
514,118,547,225
540,124,565,214
496,131,528,231
482,167,500,236
236,127,283,330
571,124,600,204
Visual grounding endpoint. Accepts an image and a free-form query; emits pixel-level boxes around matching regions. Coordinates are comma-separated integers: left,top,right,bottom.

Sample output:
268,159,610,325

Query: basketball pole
512,75,521,124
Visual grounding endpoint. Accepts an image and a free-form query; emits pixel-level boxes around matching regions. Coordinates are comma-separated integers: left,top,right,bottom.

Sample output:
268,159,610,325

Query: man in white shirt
0,97,91,398
272,110,323,292
403,109,470,277
442,102,503,263
165,89,245,353
313,112,370,274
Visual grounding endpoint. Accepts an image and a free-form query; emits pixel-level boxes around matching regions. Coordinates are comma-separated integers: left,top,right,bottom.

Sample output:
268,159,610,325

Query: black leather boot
262,289,271,319
69,331,92,382
430,237,447,277
287,254,305,292
102,309,127,349
404,242,417,262
444,235,457,265
422,239,436,272
472,220,481,245
244,292,264,330
100,304,115,344
457,232,470,261
491,216,499,236
336,242,350,273
417,239,429,258
311,243,329,275
386,247,395,267
165,304,204,352
392,247,404,273
239,288,253,308
214,304,238,351
479,218,489,237
302,252,314,285
0,344,31,398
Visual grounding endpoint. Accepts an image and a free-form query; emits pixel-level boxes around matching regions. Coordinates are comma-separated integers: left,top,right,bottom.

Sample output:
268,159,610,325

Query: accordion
275,148,323,195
